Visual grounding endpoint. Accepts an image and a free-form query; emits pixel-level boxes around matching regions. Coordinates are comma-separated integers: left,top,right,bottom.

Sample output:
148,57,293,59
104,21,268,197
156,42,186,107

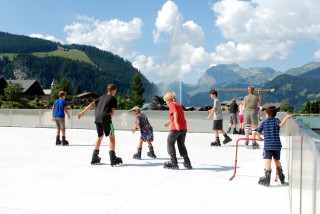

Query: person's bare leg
252,124,258,139
265,159,272,170
214,130,219,138
274,159,282,168
138,139,144,148
219,130,226,135
109,135,115,151
94,136,104,150
245,124,251,139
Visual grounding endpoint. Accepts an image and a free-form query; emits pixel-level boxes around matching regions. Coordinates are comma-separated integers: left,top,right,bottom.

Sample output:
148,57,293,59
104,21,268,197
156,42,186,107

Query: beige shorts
55,118,66,130
244,110,258,125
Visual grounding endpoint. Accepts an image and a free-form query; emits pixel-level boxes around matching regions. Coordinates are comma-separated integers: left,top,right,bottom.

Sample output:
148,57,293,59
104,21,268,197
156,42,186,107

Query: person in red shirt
163,92,192,169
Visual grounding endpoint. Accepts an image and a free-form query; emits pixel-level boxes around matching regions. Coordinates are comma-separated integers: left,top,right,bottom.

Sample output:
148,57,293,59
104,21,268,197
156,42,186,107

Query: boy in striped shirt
256,105,293,186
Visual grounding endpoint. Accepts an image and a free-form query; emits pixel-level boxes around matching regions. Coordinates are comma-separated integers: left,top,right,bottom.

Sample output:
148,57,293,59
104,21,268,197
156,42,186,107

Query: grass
32,47,94,65
0,53,18,61
1,47,94,65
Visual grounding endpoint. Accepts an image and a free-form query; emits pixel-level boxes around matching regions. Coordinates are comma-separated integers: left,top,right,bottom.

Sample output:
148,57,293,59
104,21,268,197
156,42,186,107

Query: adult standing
243,86,260,148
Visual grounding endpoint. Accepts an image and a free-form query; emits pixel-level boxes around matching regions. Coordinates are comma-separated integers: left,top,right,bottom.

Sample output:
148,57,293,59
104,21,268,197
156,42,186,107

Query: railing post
9,109,12,126
70,110,73,129
39,109,42,128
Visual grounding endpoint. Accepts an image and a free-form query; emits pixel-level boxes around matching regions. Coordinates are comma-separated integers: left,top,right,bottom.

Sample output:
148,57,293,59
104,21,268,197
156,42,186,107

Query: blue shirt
53,99,67,118
257,117,282,150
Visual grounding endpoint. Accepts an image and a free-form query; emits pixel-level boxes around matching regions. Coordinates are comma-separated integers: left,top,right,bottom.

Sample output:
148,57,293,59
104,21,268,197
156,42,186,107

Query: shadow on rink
194,164,235,172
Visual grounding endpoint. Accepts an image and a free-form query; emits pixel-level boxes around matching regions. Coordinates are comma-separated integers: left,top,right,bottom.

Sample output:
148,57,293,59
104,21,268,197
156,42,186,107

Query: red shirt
169,102,187,130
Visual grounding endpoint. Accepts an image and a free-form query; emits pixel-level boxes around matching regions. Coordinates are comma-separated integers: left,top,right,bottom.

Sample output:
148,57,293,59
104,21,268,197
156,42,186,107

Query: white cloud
64,15,143,58
29,33,64,44
132,55,157,74
314,50,320,59
136,1,208,82
211,0,320,63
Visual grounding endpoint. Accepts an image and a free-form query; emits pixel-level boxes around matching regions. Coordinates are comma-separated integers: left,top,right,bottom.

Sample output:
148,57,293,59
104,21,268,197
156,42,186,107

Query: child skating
256,105,293,186
163,92,192,169
207,90,232,146
129,106,157,159
52,91,70,146
238,101,245,135
77,84,122,166
227,98,239,134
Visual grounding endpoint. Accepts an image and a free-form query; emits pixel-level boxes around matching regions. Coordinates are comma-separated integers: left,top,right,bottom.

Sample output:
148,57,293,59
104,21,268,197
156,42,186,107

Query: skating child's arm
164,120,171,127
255,123,264,140
51,105,55,121
64,107,70,119
110,108,115,118
78,102,95,119
173,112,180,131
279,115,293,127
206,107,215,119
132,120,140,133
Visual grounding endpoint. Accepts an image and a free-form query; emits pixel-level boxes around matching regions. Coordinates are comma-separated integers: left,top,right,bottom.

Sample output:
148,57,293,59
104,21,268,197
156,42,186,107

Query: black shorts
213,120,223,130
95,121,115,137
263,150,281,160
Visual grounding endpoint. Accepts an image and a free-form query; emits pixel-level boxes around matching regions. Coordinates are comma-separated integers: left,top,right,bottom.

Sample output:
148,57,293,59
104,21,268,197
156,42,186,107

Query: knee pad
251,128,258,133
245,126,251,131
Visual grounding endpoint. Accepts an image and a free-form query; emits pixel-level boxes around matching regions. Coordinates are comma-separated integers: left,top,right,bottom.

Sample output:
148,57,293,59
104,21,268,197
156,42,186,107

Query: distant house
9,79,45,100
261,103,281,109
0,77,45,100
76,92,99,105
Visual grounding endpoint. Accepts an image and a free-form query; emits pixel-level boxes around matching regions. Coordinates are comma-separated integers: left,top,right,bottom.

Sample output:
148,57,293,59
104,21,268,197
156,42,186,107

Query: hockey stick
229,138,264,181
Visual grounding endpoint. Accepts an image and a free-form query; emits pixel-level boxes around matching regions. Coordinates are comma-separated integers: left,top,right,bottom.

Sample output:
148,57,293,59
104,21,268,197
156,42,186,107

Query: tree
302,100,320,114
59,77,71,98
49,77,72,104
4,83,23,102
49,79,60,104
280,99,294,113
75,83,82,95
127,74,145,108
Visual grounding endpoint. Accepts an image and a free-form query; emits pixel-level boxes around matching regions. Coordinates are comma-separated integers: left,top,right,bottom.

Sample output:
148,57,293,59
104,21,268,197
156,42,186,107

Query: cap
129,106,141,112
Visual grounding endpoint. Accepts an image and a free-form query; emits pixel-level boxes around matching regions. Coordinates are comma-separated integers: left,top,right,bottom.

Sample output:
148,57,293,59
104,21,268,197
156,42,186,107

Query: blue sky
1,0,320,84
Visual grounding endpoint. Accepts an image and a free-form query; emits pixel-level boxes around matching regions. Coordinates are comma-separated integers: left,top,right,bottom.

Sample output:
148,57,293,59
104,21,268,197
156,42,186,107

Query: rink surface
0,127,290,214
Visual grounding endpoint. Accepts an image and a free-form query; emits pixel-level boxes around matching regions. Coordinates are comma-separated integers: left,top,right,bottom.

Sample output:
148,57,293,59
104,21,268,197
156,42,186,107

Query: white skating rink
0,127,289,214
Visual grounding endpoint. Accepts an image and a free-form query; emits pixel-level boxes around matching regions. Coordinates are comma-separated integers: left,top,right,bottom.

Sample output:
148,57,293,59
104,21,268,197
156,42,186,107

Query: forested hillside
0,32,157,101
0,32,57,53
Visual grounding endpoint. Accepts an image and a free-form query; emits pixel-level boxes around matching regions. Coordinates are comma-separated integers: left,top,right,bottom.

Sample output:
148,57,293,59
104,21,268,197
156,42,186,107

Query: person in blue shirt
256,105,293,186
52,91,70,146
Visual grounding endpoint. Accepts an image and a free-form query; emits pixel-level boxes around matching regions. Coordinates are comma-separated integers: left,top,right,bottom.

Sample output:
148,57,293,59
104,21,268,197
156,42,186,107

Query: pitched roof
9,80,37,93
76,92,99,99
8,79,45,95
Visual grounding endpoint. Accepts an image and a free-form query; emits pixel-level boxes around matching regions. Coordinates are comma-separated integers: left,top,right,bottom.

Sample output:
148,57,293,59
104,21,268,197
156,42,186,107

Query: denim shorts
263,150,281,160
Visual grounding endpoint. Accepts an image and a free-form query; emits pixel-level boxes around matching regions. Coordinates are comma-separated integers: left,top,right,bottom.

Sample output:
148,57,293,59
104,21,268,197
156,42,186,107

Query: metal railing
286,118,320,214
0,109,287,133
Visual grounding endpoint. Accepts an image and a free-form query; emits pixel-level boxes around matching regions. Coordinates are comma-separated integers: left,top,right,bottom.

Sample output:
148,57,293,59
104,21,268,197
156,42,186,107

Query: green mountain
285,62,320,76
183,64,320,110
0,31,157,101
262,68,320,110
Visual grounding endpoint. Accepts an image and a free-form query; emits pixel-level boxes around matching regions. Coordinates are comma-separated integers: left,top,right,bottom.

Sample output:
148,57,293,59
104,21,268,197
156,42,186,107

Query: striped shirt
257,117,282,150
